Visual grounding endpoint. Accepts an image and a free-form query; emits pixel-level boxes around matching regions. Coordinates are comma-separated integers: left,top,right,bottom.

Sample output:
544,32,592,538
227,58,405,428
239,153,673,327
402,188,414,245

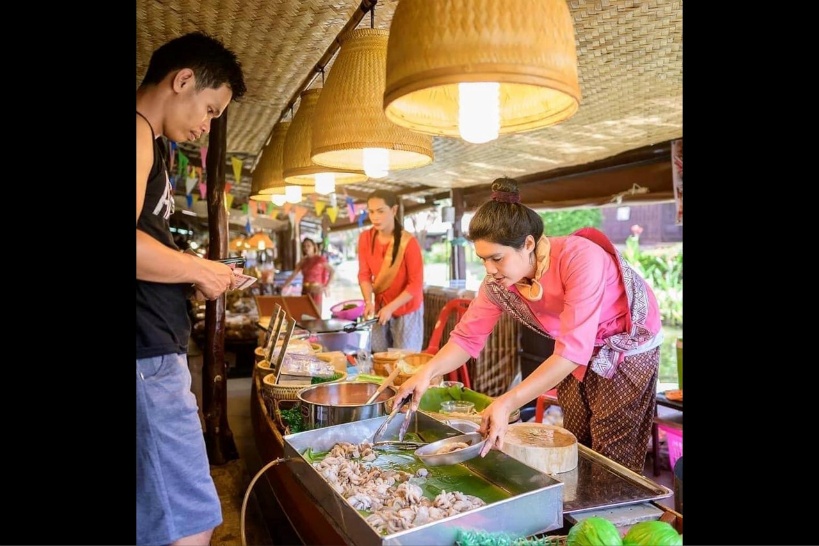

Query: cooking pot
298,381,396,430
299,318,376,355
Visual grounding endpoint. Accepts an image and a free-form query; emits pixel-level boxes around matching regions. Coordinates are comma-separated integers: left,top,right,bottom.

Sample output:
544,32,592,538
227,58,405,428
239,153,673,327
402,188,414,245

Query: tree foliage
539,209,603,236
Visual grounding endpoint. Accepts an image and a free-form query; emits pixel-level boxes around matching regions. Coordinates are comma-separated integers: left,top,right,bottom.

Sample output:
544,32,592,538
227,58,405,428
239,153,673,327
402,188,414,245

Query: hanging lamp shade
383,0,581,141
229,235,251,252
250,121,314,203
311,28,433,177
246,231,275,251
283,88,368,186
249,121,289,201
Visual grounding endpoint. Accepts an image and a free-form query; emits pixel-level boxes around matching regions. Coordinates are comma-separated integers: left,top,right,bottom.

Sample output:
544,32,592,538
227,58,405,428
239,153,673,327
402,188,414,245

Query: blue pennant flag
245,218,253,234
186,194,193,208
169,175,176,190
358,210,366,227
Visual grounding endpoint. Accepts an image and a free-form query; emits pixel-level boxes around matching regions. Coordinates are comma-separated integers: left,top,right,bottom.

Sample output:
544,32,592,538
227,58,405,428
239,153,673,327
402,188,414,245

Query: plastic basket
658,423,683,470
331,299,366,321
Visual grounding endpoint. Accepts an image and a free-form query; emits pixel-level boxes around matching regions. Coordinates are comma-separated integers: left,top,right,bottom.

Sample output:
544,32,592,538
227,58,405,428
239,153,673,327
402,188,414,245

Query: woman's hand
394,365,435,412
376,305,395,325
478,395,515,457
364,302,375,320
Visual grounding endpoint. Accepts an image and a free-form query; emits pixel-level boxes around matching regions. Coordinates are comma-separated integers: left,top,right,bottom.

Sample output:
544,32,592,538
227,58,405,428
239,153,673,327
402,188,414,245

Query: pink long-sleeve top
450,235,661,380
357,229,424,317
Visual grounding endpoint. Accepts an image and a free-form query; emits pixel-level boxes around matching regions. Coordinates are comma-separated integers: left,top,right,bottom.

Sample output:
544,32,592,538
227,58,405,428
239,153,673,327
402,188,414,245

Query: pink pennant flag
199,146,208,169
199,182,207,200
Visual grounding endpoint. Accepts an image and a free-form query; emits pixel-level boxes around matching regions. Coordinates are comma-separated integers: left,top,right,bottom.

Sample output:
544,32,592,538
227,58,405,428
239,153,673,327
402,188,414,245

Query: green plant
622,225,682,328
539,209,602,236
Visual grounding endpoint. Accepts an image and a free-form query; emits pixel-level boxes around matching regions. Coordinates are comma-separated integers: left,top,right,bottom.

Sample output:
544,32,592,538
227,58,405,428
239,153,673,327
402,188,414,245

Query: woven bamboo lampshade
246,231,275,251
283,88,368,187
383,0,581,142
311,28,433,178
250,121,314,204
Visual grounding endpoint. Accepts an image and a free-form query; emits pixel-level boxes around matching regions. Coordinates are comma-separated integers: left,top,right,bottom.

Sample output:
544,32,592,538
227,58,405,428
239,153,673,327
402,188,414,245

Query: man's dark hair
140,31,247,100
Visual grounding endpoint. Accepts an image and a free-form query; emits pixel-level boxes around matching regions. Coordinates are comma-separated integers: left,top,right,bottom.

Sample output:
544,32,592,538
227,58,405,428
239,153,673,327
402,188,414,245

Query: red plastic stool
424,298,472,389
534,389,559,422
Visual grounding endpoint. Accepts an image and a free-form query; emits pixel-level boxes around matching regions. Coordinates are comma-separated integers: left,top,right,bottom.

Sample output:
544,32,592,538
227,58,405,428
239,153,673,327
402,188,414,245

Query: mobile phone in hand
217,257,246,268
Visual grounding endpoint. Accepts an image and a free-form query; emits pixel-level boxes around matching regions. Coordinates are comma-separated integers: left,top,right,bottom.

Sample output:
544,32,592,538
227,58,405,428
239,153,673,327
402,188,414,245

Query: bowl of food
413,432,487,466
440,400,476,415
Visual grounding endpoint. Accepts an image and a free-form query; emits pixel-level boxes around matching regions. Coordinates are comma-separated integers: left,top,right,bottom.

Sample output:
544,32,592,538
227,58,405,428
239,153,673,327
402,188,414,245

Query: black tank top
136,111,190,358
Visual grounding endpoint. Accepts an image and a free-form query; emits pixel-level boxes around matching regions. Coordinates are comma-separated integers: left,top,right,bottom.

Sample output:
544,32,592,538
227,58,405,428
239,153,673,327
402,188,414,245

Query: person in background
280,237,335,312
358,189,425,352
136,31,246,546
394,177,663,473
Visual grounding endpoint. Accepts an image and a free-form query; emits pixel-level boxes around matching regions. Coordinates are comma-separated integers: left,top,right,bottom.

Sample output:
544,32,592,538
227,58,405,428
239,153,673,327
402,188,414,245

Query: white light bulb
458,82,500,144
363,148,389,178
270,194,287,206
285,185,302,203
314,172,336,195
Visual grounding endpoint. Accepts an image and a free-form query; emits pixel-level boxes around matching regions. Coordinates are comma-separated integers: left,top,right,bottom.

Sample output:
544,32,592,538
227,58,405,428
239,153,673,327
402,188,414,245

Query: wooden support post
203,108,239,464
450,188,466,281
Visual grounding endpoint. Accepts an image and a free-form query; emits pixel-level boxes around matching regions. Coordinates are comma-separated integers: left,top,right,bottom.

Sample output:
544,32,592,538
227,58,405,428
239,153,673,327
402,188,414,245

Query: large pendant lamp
249,121,313,205
383,0,581,144
284,88,368,192
311,28,433,179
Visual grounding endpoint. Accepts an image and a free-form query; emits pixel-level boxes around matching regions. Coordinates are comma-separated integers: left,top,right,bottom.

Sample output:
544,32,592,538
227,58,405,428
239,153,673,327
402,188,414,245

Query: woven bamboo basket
373,352,441,386
262,369,348,403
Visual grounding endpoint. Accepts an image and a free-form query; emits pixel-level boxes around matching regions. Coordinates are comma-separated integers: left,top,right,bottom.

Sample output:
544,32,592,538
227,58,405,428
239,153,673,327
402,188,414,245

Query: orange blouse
357,228,424,317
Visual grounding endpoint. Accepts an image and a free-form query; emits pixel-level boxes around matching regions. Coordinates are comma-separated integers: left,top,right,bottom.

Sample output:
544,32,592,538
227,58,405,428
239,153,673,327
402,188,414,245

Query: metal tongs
371,396,415,443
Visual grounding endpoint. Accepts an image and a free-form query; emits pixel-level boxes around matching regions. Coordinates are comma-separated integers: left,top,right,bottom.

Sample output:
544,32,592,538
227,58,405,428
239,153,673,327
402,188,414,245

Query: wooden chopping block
501,423,578,474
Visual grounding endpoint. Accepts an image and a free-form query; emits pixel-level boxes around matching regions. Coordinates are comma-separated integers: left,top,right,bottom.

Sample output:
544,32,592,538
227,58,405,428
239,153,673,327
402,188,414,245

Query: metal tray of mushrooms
282,412,565,546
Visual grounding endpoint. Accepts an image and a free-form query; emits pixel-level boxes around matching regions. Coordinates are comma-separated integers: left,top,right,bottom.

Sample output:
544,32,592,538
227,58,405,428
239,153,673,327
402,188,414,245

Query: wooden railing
422,286,520,398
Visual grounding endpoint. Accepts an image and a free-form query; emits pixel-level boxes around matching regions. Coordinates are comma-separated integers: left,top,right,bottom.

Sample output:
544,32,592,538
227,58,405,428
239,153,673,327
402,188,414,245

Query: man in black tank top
136,32,246,546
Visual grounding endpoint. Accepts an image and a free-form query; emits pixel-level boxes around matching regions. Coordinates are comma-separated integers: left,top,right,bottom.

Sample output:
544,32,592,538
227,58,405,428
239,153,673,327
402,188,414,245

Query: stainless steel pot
298,382,396,430
301,318,376,355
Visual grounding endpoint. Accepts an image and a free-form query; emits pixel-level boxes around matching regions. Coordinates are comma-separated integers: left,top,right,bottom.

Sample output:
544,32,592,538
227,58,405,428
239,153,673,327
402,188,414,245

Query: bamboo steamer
501,423,578,474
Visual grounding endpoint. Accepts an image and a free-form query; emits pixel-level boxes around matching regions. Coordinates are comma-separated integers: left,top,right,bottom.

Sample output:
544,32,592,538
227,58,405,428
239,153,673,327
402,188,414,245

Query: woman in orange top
358,190,425,353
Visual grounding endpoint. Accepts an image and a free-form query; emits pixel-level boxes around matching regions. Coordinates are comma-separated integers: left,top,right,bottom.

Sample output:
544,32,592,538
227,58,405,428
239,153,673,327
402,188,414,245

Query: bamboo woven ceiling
136,0,682,221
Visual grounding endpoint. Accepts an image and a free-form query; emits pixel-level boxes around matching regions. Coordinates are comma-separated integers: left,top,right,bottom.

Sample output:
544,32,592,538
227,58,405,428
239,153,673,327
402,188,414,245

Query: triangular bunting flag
294,206,308,225
231,156,243,184
283,203,292,215
177,152,189,178
225,193,234,209
245,218,252,234
225,182,233,194
186,194,193,208
315,201,326,216
185,176,197,195
358,210,366,227
199,182,207,200
199,146,208,169
242,203,248,214
267,202,274,215
327,206,338,223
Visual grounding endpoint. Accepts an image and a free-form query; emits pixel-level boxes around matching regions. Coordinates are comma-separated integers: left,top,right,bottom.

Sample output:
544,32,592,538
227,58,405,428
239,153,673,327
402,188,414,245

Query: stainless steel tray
558,444,672,514
283,412,565,546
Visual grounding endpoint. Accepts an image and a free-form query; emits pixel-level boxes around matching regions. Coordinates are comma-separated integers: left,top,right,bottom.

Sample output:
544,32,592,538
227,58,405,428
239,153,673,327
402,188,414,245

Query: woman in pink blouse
358,190,425,352
396,177,663,472
281,237,335,312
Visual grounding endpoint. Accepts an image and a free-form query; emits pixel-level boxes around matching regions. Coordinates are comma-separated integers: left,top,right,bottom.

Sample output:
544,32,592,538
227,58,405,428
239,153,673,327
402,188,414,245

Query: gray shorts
136,353,222,545
370,304,425,353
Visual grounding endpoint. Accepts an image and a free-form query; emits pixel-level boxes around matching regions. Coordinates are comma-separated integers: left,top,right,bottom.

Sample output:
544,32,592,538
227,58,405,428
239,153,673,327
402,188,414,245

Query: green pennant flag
177,152,189,179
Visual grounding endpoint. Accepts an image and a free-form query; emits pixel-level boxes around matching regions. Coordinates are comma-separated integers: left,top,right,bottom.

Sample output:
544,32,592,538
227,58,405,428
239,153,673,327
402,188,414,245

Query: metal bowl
413,432,487,466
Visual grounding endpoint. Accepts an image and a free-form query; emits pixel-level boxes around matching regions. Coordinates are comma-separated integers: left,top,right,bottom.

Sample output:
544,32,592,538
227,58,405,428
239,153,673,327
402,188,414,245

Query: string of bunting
609,183,649,204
